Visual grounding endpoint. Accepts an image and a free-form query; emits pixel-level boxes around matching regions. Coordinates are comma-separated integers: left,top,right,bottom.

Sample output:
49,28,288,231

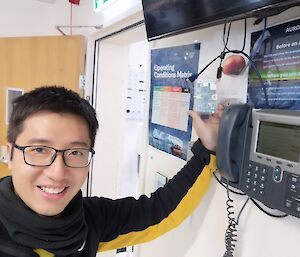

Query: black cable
237,197,250,224
218,23,232,79
188,19,248,82
223,181,238,257
187,55,221,82
187,22,232,83
221,18,270,107
250,198,288,218
214,171,289,218
187,18,271,105
224,20,247,53
222,22,232,47
219,20,246,79
221,19,270,107
223,179,250,257
213,172,246,196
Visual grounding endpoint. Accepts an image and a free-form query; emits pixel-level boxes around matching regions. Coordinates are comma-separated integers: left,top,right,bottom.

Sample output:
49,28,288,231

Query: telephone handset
216,103,252,183
216,104,300,218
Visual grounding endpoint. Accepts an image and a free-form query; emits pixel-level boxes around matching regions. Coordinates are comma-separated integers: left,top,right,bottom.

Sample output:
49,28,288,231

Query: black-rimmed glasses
13,144,95,168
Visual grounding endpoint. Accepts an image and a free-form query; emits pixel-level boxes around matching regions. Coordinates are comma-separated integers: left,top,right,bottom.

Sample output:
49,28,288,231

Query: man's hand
188,104,225,152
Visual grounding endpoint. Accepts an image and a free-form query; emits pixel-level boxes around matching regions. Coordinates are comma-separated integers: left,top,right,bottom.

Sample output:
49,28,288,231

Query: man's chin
30,200,68,217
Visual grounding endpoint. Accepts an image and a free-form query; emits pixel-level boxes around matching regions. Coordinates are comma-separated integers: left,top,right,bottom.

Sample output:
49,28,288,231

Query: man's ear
6,143,12,169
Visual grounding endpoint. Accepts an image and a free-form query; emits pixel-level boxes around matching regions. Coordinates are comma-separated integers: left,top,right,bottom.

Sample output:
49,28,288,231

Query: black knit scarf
0,176,88,256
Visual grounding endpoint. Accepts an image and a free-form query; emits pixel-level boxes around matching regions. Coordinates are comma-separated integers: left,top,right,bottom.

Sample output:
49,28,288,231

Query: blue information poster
148,43,200,160
248,19,300,110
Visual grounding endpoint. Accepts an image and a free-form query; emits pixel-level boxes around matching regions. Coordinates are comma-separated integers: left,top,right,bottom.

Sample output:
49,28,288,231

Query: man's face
7,112,91,216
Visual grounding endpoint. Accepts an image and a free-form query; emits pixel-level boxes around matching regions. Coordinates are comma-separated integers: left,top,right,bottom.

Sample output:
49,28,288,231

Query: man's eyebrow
27,138,51,145
26,139,90,148
69,141,90,148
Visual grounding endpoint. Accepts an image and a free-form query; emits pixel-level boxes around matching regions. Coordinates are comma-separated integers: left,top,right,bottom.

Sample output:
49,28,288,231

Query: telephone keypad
243,162,300,217
244,162,270,196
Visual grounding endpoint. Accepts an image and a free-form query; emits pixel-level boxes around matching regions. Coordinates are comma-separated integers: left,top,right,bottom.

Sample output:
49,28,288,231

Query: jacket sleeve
85,139,217,252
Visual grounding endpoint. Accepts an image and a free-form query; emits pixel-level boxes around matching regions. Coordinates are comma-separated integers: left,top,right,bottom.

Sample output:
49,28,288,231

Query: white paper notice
151,86,190,132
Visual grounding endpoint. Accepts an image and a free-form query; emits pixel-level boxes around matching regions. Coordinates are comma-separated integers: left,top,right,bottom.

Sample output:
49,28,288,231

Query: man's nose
44,153,68,180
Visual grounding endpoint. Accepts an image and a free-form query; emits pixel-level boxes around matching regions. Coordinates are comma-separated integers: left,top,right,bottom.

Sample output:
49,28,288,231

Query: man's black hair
7,86,99,147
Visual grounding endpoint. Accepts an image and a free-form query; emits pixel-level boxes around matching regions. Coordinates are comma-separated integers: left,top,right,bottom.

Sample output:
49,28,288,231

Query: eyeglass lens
23,146,92,167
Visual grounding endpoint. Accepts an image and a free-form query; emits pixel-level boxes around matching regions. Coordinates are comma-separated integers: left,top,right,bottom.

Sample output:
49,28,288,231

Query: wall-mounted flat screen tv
142,0,300,40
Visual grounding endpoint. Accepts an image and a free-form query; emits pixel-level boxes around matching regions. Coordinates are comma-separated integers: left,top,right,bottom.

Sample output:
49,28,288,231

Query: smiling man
0,86,222,257
9,111,92,216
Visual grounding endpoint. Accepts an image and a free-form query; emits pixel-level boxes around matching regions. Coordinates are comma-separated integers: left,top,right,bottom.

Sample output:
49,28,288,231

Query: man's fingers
213,104,225,118
188,110,196,118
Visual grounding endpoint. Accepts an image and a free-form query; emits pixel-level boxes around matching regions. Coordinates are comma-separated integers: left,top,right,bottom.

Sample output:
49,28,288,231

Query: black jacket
0,140,216,257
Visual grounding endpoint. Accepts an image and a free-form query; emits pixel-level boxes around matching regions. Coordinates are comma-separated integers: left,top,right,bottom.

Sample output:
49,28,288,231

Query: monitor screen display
256,121,300,162
142,0,297,40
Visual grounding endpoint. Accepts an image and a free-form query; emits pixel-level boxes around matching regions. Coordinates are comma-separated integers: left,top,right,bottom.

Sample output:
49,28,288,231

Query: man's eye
29,147,49,154
70,150,83,156
33,147,45,153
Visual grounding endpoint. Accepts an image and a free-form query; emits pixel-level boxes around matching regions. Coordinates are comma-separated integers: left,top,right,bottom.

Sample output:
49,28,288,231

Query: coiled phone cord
223,180,250,257
223,182,238,257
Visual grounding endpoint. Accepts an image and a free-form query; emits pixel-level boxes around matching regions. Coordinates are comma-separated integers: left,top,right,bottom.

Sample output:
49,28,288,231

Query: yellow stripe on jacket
98,155,216,252
33,249,54,257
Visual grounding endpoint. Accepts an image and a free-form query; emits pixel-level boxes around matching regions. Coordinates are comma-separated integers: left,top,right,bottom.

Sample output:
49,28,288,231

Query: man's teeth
40,186,65,194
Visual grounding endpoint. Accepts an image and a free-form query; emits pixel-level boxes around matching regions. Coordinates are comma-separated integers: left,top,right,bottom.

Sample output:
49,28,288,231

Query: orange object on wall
222,54,246,75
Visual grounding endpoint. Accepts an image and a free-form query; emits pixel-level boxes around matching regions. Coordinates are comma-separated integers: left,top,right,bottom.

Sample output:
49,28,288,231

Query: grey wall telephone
216,103,300,218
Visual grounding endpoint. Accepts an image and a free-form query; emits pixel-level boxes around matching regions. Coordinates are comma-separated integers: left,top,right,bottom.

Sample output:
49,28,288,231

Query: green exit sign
94,0,117,12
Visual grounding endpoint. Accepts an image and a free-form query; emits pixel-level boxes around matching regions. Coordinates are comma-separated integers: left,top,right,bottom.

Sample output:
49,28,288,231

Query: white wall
138,6,300,257
90,12,147,257
88,10,146,201
0,0,101,37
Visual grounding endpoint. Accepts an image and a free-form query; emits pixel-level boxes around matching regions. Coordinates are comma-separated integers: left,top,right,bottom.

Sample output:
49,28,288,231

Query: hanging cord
221,19,269,107
250,18,268,60
187,19,270,108
223,183,238,257
223,179,250,257
251,198,288,218
187,55,221,83
217,23,232,79
223,19,247,53
218,20,246,79
213,172,246,196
